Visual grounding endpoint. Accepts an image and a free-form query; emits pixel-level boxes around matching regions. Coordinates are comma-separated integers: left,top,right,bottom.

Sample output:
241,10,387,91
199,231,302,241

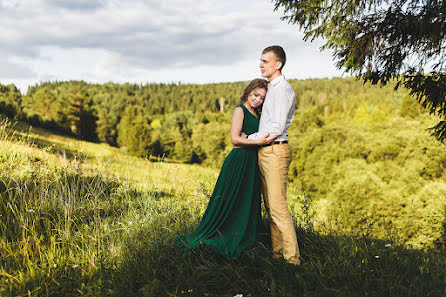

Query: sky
0,0,345,92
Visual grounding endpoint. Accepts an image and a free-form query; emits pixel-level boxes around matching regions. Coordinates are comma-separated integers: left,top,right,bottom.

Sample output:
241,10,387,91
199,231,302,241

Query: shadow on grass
108,221,446,297
11,120,101,161
30,136,84,159
441,206,446,250
3,168,445,297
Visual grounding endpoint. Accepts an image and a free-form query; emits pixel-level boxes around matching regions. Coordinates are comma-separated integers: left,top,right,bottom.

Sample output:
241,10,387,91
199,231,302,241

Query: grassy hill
1,117,445,296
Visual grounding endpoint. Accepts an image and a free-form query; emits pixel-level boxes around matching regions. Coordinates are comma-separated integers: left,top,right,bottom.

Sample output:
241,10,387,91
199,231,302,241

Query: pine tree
273,0,446,140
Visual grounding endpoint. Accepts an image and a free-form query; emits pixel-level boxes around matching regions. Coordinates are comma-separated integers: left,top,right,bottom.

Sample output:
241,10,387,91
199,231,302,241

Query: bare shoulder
232,106,244,116
231,106,244,123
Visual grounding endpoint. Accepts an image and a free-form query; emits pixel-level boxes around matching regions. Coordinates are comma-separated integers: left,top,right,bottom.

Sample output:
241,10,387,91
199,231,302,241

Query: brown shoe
272,251,283,259
285,257,301,266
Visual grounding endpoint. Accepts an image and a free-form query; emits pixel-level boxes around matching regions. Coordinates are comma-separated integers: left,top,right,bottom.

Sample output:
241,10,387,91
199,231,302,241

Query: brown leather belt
260,140,288,148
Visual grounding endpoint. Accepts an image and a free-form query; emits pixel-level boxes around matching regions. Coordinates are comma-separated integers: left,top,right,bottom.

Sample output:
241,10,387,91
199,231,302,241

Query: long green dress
175,104,262,258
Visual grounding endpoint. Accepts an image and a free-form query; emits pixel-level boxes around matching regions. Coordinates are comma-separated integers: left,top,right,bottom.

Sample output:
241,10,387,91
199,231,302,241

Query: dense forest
0,78,419,163
1,78,445,249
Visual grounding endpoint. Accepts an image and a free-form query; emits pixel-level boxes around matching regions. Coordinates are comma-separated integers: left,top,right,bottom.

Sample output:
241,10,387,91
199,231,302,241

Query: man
247,45,300,265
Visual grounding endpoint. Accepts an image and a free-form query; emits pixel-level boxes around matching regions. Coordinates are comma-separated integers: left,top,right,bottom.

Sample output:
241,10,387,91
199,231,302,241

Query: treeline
0,78,413,164
0,84,22,120
1,81,244,160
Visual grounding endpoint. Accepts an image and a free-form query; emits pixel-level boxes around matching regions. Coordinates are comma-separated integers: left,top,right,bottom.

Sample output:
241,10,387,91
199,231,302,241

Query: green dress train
175,104,262,258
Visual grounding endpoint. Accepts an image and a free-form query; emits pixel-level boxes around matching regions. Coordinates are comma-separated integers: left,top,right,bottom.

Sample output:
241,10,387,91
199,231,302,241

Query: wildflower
375,256,379,259
27,209,35,213
385,244,391,247
234,295,243,297
72,264,79,268
53,264,57,268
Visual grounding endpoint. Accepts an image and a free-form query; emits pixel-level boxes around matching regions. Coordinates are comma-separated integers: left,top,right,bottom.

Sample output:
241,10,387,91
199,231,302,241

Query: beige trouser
258,143,300,265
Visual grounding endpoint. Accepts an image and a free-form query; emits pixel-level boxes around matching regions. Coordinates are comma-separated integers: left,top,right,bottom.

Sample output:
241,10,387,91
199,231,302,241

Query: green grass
1,119,445,297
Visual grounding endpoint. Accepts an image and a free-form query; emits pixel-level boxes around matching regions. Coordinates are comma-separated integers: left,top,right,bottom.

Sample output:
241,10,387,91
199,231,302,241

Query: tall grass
0,119,445,296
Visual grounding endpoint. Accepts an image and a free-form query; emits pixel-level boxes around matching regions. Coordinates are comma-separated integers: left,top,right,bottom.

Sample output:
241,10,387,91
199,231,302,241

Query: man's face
259,51,279,79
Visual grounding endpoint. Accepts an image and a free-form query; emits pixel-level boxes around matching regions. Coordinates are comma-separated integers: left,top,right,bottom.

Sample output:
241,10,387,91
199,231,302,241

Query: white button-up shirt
248,75,295,142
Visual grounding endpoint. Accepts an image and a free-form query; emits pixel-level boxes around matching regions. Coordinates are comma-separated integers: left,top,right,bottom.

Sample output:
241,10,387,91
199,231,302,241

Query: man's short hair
262,45,286,70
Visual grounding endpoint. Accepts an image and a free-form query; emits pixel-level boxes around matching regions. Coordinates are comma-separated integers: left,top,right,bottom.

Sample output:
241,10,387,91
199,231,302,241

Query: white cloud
43,0,104,10
0,51,36,78
0,0,344,91
0,60,35,78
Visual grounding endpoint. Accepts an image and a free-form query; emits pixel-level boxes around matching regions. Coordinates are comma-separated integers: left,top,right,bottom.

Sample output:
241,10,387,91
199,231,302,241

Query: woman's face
246,87,266,109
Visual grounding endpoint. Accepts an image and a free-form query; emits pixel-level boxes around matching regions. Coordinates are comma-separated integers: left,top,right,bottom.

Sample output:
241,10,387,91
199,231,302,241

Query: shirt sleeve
268,85,294,137
247,131,265,140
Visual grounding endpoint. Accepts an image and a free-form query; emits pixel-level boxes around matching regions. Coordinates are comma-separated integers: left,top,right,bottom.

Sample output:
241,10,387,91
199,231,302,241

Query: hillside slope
1,118,445,296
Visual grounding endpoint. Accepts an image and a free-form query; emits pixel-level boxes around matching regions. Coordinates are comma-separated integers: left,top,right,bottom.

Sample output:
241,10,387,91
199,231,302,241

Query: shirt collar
269,75,285,86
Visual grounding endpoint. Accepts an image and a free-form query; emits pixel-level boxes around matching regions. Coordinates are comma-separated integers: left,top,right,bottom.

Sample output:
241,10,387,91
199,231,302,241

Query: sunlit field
1,119,445,297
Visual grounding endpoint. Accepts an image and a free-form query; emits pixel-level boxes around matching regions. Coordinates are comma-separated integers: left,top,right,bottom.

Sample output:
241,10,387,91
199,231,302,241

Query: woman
175,78,274,258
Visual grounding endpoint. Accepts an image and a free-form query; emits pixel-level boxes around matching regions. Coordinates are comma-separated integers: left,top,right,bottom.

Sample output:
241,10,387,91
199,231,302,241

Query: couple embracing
176,45,300,266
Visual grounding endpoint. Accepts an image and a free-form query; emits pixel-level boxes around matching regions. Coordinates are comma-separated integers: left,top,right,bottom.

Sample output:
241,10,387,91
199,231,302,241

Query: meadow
0,117,445,296
1,77,446,296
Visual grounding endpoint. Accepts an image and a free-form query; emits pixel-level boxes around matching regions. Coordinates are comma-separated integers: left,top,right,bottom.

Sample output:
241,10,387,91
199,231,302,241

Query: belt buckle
260,140,287,148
